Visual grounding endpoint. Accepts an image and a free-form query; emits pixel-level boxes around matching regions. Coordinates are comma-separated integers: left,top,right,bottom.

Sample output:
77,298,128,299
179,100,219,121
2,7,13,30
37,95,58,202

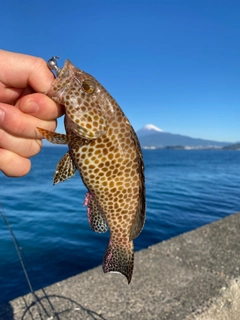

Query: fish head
47,59,95,97
47,59,108,139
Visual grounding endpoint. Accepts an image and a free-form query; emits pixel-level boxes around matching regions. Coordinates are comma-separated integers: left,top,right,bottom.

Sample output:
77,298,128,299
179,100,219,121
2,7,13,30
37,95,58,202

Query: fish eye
82,80,95,94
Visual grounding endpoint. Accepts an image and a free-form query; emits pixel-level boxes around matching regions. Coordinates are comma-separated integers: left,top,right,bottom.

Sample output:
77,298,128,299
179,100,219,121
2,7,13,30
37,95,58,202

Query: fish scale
38,58,145,283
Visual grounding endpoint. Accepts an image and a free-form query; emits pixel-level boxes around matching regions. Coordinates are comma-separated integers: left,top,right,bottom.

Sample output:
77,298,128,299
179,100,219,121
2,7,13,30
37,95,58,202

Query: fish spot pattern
41,59,145,284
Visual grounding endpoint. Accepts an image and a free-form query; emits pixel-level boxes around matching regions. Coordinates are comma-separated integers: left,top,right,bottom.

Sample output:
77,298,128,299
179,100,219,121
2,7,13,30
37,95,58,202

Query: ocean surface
0,147,240,304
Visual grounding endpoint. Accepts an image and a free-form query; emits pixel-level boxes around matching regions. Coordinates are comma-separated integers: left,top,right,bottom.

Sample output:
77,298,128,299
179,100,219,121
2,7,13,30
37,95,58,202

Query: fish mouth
57,60,74,79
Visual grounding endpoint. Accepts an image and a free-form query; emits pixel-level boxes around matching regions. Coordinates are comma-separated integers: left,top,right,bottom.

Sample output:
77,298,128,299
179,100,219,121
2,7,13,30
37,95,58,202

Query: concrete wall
1,212,240,319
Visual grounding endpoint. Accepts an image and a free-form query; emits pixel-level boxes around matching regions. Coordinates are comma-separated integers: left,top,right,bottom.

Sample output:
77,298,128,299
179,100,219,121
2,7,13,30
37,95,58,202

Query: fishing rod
0,205,59,319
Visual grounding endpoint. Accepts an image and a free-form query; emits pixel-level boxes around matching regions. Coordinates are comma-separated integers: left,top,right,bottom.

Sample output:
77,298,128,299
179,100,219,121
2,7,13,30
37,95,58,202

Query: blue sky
1,0,239,142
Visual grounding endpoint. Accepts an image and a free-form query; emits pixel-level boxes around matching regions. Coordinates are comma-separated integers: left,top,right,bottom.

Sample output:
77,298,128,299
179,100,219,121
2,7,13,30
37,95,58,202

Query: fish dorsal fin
37,127,68,144
84,192,108,233
129,129,146,240
129,181,146,240
53,152,76,185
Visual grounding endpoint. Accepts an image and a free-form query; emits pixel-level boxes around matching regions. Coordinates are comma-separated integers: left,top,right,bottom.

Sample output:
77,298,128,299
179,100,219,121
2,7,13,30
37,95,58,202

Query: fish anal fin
37,127,68,144
103,238,134,284
53,152,76,185
84,192,108,233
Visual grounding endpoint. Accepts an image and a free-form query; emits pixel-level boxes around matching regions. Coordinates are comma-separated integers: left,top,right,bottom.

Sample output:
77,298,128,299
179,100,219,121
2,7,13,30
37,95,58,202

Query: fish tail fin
102,238,134,284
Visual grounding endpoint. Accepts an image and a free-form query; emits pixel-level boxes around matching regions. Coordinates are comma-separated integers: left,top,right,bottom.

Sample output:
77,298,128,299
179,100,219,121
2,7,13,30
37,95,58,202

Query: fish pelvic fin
84,192,108,233
37,127,68,144
53,152,76,185
103,238,134,284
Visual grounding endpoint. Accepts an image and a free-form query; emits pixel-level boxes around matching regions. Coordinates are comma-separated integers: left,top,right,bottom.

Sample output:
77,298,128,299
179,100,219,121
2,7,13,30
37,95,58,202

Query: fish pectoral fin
37,127,68,144
103,238,134,284
53,152,76,185
70,109,107,140
84,192,108,233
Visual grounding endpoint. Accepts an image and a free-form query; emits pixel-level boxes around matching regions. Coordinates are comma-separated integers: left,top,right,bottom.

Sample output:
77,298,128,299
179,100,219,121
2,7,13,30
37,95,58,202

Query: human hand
0,50,64,177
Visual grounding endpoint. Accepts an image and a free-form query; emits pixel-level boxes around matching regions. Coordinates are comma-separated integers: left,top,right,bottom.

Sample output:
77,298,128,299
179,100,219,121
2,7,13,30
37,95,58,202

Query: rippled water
0,148,240,303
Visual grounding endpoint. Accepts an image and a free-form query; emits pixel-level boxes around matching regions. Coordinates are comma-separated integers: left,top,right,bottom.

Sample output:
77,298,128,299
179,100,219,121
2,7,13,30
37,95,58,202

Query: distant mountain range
223,142,240,150
43,123,239,150
136,124,235,149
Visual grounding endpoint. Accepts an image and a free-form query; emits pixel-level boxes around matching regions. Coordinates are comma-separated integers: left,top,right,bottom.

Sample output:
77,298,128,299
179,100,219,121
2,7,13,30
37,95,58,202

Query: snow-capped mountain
136,124,230,148
137,124,163,137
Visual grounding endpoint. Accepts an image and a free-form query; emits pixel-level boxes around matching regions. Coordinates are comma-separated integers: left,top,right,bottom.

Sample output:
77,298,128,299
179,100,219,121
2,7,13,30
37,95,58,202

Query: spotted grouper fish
38,57,145,283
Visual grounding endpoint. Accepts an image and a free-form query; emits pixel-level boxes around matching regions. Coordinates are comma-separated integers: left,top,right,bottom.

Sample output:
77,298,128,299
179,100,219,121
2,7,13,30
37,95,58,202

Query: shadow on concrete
22,293,107,320
1,292,106,320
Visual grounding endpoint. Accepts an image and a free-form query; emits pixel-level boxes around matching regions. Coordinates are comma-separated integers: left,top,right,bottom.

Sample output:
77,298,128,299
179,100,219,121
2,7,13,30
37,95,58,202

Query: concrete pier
1,212,240,319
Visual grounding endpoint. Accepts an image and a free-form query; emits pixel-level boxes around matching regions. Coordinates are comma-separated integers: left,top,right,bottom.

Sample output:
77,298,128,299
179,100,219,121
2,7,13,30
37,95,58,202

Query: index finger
0,50,54,93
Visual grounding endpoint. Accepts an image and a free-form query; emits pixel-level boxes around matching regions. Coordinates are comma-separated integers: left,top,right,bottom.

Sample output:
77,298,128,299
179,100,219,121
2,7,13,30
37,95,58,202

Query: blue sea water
0,147,240,304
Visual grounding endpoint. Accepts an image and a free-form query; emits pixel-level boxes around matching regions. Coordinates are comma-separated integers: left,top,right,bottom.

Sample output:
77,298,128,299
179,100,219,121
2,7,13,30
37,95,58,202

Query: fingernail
23,101,39,114
0,107,5,124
